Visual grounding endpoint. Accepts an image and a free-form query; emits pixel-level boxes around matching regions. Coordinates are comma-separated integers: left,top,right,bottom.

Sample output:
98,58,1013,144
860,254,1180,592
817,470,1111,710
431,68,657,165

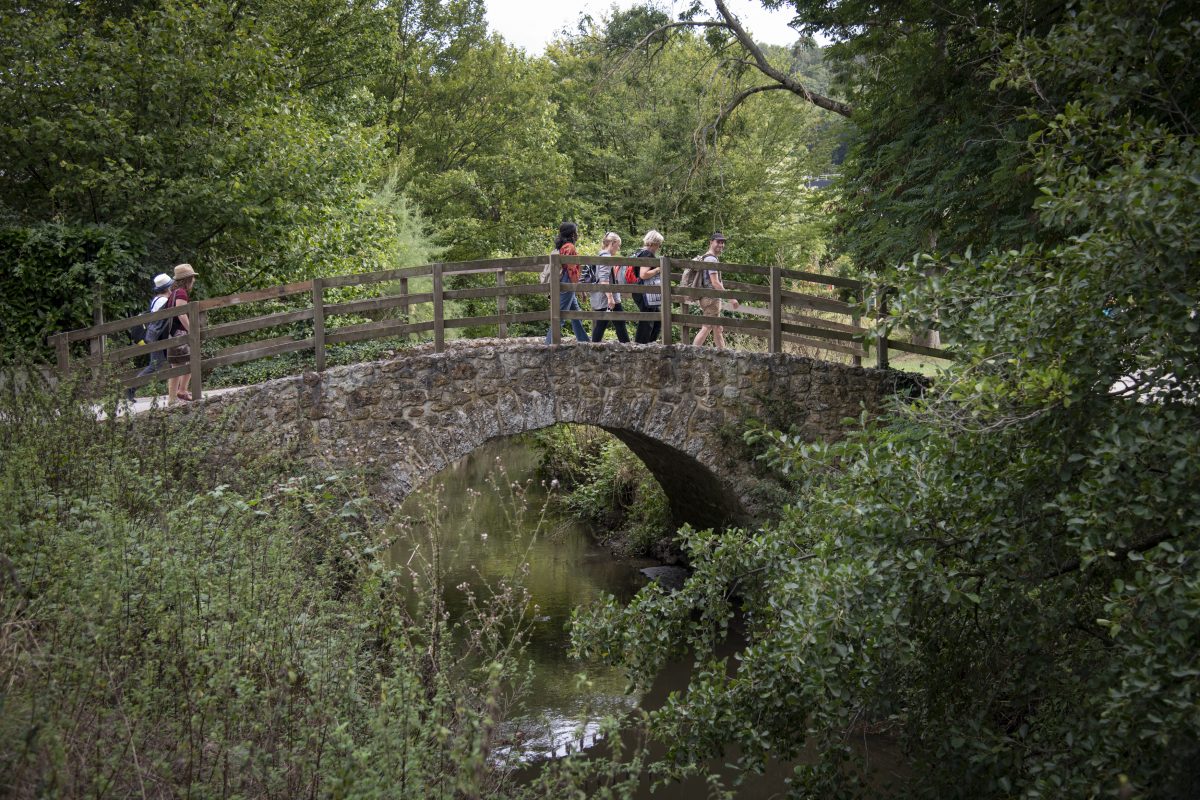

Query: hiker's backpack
614,264,640,286
619,251,648,311
679,253,716,290
145,311,171,343
678,266,706,289
127,295,171,345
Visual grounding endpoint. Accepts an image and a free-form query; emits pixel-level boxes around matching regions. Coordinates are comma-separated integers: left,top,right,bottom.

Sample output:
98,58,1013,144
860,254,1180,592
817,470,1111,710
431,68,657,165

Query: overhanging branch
714,83,792,129
714,0,853,118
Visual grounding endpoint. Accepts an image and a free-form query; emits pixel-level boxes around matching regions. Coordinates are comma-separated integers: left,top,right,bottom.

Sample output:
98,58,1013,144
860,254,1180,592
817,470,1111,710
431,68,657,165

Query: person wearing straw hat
126,272,175,401
166,263,198,403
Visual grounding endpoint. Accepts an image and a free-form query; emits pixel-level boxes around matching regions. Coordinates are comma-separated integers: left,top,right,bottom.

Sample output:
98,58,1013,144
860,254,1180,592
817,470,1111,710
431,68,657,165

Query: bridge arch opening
384,422,749,537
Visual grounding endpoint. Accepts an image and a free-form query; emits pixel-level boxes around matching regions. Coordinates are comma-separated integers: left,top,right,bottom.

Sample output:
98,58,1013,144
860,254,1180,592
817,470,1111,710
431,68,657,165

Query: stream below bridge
386,433,902,796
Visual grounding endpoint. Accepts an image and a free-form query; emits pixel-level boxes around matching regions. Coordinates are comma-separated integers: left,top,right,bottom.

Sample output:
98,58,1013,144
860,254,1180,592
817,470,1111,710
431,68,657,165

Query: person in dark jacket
633,230,664,344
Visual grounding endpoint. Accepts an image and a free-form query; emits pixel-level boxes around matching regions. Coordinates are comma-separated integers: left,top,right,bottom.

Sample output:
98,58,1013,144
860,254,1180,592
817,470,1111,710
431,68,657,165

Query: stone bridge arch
196,340,919,529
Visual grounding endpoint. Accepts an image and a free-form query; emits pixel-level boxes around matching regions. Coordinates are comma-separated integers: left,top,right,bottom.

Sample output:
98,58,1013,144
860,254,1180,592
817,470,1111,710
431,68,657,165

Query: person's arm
172,290,191,331
709,269,739,309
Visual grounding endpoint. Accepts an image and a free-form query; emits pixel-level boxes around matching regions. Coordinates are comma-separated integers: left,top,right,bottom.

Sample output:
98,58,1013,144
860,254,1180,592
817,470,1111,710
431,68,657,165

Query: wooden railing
48,254,948,402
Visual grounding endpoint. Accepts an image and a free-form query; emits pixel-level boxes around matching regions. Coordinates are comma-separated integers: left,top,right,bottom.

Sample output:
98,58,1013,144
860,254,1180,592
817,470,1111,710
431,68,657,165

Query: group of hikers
546,222,739,348
127,224,735,403
126,262,199,404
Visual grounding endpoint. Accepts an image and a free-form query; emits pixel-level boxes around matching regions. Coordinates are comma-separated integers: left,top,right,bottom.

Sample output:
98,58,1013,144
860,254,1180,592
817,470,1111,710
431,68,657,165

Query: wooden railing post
876,287,890,370
188,302,203,401
432,263,445,353
496,269,507,339
548,254,561,345
311,277,326,371
400,276,410,342
659,256,672,345
90,284,104,383
769,266,782,354
852,286,864,367
52,333,70,378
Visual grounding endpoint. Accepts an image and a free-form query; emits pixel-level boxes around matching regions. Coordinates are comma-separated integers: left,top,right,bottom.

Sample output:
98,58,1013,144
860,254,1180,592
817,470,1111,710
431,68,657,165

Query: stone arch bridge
191,340,921,529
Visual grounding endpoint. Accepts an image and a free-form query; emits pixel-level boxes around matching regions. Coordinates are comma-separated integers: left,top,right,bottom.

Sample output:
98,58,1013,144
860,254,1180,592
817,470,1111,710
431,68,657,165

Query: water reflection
386,435,656,761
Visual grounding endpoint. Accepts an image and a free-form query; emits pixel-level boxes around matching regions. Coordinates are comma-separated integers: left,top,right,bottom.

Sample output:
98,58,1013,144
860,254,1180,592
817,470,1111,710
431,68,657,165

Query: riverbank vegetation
534,425,673,559
0,381,540,798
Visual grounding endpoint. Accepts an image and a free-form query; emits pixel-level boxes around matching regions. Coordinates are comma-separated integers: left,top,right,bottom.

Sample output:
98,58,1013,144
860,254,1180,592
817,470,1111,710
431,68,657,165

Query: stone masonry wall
189,339,921,529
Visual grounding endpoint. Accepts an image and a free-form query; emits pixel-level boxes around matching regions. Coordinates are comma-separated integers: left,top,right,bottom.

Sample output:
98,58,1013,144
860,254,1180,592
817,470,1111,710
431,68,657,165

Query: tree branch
713,0,853,118
713,83,792,129
625,20,730,54
1046,531,1181,580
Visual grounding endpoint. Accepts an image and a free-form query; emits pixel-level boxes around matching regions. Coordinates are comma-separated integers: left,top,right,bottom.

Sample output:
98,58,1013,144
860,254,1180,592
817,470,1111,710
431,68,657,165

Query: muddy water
387,435,658,761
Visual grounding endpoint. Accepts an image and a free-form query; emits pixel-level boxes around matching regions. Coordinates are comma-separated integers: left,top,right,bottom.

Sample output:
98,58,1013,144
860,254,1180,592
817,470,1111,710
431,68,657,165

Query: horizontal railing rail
49,254,948,401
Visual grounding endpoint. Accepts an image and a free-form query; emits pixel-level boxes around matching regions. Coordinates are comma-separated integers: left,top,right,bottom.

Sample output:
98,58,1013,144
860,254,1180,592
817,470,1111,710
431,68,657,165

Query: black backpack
127,295,169,345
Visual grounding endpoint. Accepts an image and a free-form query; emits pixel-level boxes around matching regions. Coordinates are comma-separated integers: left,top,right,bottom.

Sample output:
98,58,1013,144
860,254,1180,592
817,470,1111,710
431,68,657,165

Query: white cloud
486,0,806,55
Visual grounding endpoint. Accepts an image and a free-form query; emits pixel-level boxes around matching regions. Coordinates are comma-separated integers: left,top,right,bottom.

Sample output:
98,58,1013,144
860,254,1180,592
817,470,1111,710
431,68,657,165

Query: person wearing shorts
692,231,739,348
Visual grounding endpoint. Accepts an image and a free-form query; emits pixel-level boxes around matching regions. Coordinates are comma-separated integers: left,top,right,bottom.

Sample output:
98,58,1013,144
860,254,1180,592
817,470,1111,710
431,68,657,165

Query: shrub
0,377,534,798
0,224,145,362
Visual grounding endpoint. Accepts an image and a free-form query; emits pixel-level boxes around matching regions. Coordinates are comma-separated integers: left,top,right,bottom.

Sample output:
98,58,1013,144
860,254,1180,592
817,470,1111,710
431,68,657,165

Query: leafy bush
0,224,146,362
0,378,535,798
573,3,1200,798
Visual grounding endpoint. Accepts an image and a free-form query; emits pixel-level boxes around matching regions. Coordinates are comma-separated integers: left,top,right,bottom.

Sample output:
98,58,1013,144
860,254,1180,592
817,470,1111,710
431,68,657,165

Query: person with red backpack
589,231,631,344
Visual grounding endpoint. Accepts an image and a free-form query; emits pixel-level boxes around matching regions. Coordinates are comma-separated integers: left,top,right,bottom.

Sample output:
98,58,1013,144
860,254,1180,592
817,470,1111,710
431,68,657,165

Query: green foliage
533,425,672,557
573,1,1200,797
376,0,569,262
548,16,843,267
0,223,146,361
0,379,534,798
790,0,1051,268
0,0,414,295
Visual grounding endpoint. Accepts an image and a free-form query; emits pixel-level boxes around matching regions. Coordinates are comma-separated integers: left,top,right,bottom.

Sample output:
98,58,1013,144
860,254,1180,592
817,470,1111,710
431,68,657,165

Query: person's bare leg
713,326,726,349
170,372,191,402
693,325,711,346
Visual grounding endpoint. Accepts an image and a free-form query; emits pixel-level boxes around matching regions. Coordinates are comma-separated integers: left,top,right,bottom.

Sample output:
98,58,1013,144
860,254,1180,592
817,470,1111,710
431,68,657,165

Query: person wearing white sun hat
125,273,175,401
